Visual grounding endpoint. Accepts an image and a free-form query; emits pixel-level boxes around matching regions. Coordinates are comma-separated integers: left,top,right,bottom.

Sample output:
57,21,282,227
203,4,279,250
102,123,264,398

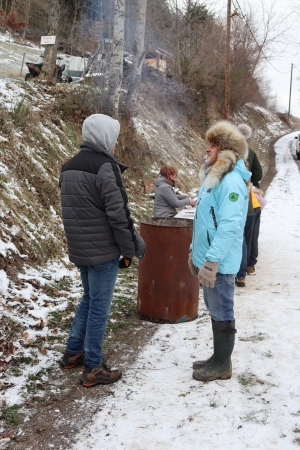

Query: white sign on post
41,35,56,45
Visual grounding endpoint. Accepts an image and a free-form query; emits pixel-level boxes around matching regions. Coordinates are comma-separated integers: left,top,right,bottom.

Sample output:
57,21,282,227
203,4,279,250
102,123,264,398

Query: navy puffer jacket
59,141,145,266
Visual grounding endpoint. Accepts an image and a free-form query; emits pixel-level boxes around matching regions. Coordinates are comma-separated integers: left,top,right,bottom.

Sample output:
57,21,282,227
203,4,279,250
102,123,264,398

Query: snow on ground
72,132,300,450
0,30,81,81
0,32,43,79
0,261,81,405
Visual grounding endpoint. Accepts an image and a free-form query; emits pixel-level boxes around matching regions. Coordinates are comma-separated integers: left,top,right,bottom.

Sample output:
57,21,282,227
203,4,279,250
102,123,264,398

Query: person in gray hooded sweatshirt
59,114,145,387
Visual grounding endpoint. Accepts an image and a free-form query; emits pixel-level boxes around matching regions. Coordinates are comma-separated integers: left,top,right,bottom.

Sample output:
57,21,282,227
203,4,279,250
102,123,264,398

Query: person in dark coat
59,114,145,387
236,124,263,287
153,165,196,217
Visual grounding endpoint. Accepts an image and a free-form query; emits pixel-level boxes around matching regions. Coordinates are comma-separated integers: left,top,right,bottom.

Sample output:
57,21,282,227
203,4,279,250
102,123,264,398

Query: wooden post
225,0,231,120
288,63,293,122
19,52,25,77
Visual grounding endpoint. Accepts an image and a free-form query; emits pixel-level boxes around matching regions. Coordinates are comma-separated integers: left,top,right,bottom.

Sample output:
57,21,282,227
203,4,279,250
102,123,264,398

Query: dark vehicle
294,135,300,160
25,62,72,83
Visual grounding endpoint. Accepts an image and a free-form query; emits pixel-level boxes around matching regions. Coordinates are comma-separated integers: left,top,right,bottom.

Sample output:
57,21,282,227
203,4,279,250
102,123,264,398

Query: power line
232,0,291,75
293,64,300,74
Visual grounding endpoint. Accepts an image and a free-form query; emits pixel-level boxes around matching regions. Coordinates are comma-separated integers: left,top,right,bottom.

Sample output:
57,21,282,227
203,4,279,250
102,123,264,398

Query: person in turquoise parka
188,120,251,382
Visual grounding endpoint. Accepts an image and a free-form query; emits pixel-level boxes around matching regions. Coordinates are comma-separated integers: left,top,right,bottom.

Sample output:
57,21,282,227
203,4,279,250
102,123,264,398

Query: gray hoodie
82,114,120,153
153,176,190,217
59,114,145,266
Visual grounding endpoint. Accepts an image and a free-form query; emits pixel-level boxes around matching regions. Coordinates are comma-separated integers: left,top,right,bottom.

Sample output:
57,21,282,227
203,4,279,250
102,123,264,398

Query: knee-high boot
193,320,236,382
193,317,214,370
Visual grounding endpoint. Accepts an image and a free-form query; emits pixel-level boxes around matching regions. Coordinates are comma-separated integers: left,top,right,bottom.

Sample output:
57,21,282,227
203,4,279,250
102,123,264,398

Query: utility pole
288,63,293,122
225,0,231,120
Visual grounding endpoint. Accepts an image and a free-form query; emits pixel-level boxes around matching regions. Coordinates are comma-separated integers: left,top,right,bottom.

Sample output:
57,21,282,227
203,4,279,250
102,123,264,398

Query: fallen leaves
38,347,47,355
7,342,14,354
1,430,14,439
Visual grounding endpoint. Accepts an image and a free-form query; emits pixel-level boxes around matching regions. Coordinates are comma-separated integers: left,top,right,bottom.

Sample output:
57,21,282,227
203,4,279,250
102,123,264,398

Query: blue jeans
202,272,235,322
66,256,119,368
237,236,247,280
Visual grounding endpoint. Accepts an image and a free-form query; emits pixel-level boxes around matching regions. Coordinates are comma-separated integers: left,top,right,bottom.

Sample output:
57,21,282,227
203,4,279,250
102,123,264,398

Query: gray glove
198,261,220,288
188,252,198,277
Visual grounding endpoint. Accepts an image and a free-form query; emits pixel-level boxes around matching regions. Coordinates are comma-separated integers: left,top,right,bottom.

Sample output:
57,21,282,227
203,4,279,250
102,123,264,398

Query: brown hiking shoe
81,363,122,387
236,278,245,287
247,265,255,274
60,350,85,369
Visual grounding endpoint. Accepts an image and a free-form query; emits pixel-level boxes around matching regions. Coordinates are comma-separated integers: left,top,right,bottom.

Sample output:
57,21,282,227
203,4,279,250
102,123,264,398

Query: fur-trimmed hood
199,121,248,189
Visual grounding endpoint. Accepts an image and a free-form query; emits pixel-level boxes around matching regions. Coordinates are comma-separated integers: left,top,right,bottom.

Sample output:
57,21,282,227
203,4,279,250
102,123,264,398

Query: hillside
0,32,300,448
0,69,297,279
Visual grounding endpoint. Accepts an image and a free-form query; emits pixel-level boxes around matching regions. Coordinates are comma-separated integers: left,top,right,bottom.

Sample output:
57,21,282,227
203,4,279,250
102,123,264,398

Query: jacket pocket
207,230,211,246
206,226,217,247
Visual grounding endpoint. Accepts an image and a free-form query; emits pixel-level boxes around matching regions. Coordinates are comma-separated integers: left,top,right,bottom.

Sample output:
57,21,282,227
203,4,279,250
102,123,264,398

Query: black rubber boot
193,320,236,381
193,318,214,370
193,355,213,370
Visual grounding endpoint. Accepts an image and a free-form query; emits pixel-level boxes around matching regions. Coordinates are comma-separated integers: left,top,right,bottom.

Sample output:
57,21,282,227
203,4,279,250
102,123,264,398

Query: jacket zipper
210,206,218,230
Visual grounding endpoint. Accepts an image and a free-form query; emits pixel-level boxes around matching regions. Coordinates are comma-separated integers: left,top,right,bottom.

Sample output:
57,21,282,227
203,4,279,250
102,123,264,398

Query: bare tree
229,0,291,109
160,0,211,82
125,0,148,116
83,1,114,77
106,0,125,117
69,0,83,55
237,1,290,69
39,0,60,83
0,8,26,41
22,0,31,40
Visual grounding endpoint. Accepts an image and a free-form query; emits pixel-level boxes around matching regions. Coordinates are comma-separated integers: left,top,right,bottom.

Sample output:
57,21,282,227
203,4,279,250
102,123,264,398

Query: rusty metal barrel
137,217,200,323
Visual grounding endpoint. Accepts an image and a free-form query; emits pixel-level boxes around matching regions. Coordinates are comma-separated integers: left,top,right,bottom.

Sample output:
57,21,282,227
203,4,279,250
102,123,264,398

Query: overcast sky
220,0,300,117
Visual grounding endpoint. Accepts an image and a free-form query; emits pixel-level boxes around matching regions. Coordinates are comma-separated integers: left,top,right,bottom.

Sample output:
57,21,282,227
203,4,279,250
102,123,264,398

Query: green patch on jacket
229,192,239,202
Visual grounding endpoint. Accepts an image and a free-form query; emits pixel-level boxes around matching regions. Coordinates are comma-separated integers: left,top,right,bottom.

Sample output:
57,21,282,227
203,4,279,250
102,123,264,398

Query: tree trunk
22,0,31,41
125,0,147,117
39,0,60,83
175,0,181,78
70,0,80,56
187,0,191,60
106,0,125,118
